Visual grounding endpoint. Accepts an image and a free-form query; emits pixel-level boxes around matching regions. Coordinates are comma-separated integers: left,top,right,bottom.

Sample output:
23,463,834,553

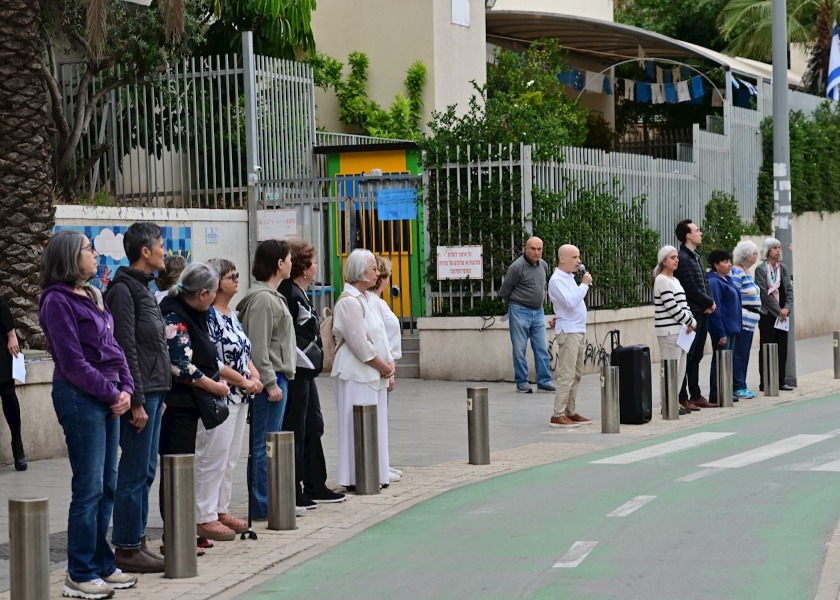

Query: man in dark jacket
673,219,718,410
104,222,171,573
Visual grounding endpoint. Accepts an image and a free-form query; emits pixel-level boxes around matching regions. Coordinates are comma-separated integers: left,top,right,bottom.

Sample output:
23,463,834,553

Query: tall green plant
702,191,744,253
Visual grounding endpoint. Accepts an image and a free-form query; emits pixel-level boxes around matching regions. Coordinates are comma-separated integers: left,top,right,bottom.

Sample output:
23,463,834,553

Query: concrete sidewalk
0,335,837,599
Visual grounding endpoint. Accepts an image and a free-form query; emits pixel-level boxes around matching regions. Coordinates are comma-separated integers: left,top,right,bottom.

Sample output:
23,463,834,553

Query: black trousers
757,312,788,387
680,313,708,401
158,404,200,521
282,375,328,495
0,380,22,439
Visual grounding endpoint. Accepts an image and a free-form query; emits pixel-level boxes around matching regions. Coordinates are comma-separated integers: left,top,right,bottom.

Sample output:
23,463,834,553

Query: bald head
557,244,582,274
524,237,544,264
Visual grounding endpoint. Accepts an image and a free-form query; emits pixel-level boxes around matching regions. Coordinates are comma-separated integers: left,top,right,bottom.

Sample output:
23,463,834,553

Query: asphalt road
242,391,840,600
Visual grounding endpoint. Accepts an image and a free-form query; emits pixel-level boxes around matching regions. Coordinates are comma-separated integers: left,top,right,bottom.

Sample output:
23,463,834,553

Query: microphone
577,263,586,275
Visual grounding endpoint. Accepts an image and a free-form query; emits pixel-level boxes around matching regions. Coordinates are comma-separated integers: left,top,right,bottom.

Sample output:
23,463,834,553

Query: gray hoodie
236,281,296,391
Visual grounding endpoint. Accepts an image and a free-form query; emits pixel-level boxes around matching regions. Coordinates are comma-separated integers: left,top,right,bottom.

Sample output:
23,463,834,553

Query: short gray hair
167,262,219,299
732,240,759,266
760,237,782,261
344,249,376,283
39,230,89,289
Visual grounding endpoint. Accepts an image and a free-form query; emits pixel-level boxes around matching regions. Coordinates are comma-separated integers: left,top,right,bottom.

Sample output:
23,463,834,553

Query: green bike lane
242,393,840,599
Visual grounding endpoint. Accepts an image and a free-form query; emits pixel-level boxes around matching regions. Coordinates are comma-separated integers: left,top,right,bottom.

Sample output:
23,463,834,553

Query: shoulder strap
336,291,365,316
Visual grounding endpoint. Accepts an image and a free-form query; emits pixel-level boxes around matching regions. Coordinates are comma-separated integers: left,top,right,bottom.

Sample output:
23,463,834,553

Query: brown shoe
139,535,164,562
550,415,581,428
197,520,235,541
680,401,701,412
115,547,164,574
568,413,592,424
691,398,718,408
218,513,249,534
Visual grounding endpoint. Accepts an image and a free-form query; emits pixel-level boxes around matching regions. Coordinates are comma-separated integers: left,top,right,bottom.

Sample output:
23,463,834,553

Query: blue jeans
733,329,754,391
709,332,737,401
112,391,164,549
508,303,552,387
52,380,119,583
250,372,288,518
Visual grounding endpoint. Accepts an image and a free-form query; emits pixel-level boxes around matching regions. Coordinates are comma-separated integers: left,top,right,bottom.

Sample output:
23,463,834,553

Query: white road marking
808,458,840,472
824,428,840,436
607,495,656,517
591,432,735,465
700,434,833,469
553,541,598,568
675,468,718,482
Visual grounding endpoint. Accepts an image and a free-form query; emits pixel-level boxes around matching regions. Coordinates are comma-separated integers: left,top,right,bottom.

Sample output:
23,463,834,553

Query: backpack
320,292,364,372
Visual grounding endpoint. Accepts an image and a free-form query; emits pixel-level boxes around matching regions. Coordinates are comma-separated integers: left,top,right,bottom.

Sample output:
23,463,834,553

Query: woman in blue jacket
706,249,742,404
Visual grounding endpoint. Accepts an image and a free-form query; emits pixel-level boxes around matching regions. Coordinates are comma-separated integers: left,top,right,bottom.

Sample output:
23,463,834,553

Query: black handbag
194,387,230,430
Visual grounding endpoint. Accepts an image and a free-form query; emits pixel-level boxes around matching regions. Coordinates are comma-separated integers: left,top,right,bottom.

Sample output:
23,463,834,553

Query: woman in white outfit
652,245,697,416
332,249,395,491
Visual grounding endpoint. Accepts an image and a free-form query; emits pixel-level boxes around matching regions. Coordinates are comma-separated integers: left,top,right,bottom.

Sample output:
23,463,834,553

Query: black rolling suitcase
609,332,652,424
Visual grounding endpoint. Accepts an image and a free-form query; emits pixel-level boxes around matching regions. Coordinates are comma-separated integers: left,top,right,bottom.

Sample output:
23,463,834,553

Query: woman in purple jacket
39,230,138,599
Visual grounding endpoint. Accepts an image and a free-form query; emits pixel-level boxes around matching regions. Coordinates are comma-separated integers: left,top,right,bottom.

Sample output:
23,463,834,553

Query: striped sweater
653,274,697,336
730,266,760,332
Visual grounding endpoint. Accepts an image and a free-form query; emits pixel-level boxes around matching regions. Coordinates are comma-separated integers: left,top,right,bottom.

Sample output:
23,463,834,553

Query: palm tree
719,0,840,93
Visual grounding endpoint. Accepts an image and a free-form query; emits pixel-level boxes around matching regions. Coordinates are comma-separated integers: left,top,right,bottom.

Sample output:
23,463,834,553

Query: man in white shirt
548,245,593,427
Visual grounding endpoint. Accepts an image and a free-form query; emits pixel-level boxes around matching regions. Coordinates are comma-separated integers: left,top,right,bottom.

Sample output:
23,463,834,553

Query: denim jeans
112,391,164,549
709,332,737,401
250,372,288,518
733,329,754,391
508,303,552,387
52,380,119,583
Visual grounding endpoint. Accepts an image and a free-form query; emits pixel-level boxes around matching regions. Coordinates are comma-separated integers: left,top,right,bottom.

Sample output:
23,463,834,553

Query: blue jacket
706,272,742,338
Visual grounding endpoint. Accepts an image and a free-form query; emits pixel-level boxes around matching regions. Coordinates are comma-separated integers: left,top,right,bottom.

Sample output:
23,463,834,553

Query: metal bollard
762,343,780,397
353,405,380,495
660,359,680,420
266,431,296,530
9,498,49,600
716,349,734,407
834,331,840,379
467,387,490,465
162,454,197,579
601,365,620,433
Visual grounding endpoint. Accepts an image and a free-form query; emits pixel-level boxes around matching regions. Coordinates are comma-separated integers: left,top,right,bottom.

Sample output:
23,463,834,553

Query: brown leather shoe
680,401,700,411
568,413,592,424
692,398,719,408
115,547,165,573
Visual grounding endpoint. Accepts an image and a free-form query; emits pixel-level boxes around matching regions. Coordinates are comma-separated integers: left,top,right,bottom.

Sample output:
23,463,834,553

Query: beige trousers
552,332,586,416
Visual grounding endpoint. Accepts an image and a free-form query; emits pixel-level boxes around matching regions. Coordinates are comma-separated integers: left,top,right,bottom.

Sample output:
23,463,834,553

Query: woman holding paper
0,295,26,470
652,246,696,416
754,238,794,391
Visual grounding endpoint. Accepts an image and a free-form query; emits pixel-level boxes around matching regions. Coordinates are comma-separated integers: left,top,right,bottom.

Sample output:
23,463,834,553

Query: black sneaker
296,494,318,510
308,488,347,504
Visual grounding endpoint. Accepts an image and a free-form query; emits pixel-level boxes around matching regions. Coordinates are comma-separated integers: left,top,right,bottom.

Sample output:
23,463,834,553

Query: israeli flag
827,21,840,100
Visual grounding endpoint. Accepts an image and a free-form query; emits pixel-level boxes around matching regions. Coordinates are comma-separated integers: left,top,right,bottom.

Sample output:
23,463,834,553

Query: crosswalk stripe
591,432,735,465
675,468,718,482
607,495,656,517
700,434,833,469
808,458,840,472
553,541,598,568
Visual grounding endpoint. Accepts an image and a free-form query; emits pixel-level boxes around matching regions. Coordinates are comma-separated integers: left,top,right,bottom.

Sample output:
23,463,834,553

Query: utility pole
771,0,797,385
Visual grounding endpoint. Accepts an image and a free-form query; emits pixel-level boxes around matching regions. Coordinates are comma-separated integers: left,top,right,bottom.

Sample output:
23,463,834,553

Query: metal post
353,405,380,495
601,365,620,433
762,343,780,397
660,359,680,420
833,331,840,379
242,31,259,276
716,349,734,407
9,498,49,600
162,454,197,579
266,431,296,530
467,387,490,465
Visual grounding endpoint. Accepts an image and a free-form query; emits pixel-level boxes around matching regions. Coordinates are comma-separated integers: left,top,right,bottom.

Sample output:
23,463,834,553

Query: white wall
432,0,488,116
490,0,614,21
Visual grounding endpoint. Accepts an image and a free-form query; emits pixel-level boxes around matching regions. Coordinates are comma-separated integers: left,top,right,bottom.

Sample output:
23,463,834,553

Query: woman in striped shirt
653,246,697,415
730,241,760,399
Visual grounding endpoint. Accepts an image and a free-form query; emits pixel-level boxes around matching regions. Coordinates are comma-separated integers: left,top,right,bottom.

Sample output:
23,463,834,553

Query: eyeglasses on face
223,272,240,282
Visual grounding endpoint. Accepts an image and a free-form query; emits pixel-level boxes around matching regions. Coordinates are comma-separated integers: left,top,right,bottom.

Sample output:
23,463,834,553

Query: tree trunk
0,0,56,350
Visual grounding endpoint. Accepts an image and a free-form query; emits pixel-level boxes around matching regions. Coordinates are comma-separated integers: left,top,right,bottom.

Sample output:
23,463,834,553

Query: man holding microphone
548,244,593,427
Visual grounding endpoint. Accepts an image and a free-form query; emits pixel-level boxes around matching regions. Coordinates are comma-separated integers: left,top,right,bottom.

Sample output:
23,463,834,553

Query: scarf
765,262,781,305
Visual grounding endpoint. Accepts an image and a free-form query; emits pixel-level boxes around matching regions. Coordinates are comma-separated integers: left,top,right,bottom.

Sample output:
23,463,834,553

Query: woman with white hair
753,238,794,391
730,240,761,399
652,245,697,416
332,249,395,491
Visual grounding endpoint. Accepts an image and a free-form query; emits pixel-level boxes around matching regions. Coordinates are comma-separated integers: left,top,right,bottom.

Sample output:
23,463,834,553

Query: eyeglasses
223,272,240,282
80,244,95,254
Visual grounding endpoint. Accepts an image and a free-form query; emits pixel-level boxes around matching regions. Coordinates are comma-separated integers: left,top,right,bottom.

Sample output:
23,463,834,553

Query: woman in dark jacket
706,249,742,404
279,241,345,506
0,295,26,470
754,238,795,391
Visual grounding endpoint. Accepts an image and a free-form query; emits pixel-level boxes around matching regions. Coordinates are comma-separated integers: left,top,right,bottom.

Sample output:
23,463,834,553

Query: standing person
706,250,742,404
39,230,138,599
754,238,795,391
547,244,592,428
158,263,230,549
673,219,718,410
279,241,345,507
0,295,26,471
195,259,263,541
652,246,697,416
731,241,761,399
498,237,555,394
236,240,296,518
154,254,187,303
104,222,170,573
331,249,395,490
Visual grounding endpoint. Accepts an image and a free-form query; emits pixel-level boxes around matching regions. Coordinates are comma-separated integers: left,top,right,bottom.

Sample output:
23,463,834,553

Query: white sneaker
62,575,114,599
296,506,307,517
388,471,401,483
102,568,137,590
389,466,403,477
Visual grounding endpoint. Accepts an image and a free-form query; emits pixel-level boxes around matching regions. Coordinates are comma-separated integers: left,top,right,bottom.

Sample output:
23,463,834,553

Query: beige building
489,0,614,21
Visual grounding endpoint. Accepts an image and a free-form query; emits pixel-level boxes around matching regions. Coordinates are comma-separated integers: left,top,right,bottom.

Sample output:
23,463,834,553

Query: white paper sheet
774,316,790,332
12,351,25,384
677,325,696,353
